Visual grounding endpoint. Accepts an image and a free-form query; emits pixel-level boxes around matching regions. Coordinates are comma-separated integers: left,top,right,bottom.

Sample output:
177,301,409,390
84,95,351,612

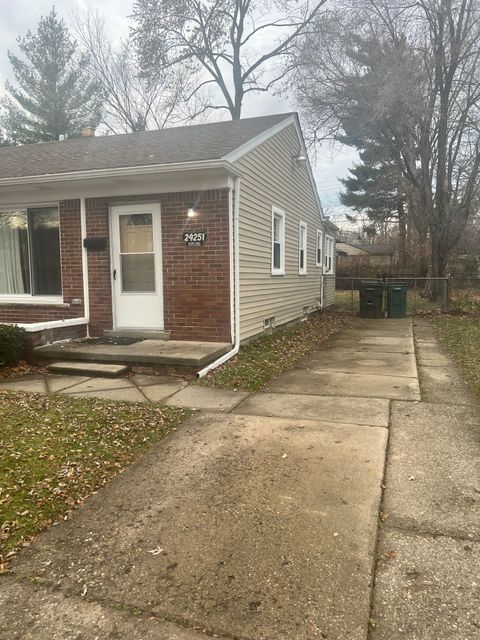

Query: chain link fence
335,276,480,315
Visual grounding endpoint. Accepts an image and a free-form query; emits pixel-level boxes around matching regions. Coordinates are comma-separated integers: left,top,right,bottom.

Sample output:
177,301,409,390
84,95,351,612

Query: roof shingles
0,113,292,180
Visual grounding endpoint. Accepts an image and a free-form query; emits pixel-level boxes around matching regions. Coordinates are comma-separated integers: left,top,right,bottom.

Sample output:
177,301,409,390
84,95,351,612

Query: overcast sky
0,0,357,221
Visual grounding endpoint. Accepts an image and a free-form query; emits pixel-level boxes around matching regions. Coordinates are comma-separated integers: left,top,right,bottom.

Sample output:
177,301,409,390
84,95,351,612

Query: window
299,221,307,274
0,207,61,298
271,207,285,275
264,316,275,331
316,230,323,267
324,235,334,274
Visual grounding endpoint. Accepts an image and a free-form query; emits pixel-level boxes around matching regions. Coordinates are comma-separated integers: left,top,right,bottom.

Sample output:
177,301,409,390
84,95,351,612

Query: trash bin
386,282,408,318
359,281,384,318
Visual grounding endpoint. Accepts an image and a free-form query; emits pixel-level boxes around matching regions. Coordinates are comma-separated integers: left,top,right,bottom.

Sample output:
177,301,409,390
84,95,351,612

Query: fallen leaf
147,546,164,555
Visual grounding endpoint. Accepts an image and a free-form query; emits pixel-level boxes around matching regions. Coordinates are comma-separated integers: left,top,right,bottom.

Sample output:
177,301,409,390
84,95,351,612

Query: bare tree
130,0,329,120
294,0,480,276
75,11,202,133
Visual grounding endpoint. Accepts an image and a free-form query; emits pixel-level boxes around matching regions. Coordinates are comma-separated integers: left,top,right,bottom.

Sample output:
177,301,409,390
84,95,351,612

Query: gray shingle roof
0,113,293,180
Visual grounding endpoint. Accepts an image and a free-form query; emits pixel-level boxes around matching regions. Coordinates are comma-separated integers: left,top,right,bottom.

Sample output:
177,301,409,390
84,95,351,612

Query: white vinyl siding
271,207,285,275
236,124,331,340
323,275,336,307
299,222,307,274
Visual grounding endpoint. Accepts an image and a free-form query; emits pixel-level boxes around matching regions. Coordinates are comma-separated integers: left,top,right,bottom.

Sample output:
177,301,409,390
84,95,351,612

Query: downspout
320,231,325,310
197,176,241,377
80,196,90,337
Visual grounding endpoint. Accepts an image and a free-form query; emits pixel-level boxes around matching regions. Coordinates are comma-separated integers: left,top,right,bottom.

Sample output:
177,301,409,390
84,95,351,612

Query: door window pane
0,211,30,294
119,213,153,253
29,208,61,295
121,254,155,292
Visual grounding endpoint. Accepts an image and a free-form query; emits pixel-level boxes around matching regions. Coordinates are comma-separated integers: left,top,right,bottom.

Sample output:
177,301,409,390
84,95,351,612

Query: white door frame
109,202,164,331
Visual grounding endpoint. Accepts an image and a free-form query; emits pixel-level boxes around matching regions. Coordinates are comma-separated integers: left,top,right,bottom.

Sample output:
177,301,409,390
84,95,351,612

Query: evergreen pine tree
1,7,102,144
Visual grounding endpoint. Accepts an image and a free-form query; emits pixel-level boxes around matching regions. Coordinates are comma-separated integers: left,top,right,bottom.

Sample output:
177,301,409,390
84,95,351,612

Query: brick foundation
0,189,232,344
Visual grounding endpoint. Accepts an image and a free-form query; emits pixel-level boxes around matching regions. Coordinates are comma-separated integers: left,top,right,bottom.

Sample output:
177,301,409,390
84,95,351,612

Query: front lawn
435,316,480,398
0,392,188,570
199,309,345,391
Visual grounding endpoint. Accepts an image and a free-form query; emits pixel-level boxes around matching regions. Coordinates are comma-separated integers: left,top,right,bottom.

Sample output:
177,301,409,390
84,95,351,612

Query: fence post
351,278,354,314
444,277,450,312
413,278,417,314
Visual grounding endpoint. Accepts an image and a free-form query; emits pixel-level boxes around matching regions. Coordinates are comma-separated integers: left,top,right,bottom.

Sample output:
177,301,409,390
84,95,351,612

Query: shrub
0,324,26,366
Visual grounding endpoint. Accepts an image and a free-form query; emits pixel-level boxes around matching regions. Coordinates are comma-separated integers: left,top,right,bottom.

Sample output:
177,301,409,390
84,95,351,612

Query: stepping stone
0,377,47,394
47,362,129,377
166,385,248,411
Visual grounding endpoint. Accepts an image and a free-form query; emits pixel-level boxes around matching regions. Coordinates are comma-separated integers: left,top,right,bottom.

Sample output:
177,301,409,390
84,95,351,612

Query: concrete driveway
2,317,477,639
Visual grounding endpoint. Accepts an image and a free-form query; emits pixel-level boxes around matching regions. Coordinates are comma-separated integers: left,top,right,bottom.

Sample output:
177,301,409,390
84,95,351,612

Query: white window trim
0,295,64,305
316,229,323,268
324,234,334,274
299,221,307,275
271,206,285,276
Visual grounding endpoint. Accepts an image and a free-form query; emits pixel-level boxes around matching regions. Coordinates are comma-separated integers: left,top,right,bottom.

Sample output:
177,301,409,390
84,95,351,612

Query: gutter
197,175,241,377
0,159,241,187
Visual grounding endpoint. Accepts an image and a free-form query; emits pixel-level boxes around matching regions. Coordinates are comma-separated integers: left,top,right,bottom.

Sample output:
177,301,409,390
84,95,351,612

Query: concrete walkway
1,317,478,639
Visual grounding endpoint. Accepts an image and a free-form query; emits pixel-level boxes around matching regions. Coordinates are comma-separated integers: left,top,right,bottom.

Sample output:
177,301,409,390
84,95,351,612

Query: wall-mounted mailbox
83,237,107,250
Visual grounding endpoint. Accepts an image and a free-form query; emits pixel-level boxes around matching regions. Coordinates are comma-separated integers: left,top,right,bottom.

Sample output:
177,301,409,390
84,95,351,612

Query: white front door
110,203,164,330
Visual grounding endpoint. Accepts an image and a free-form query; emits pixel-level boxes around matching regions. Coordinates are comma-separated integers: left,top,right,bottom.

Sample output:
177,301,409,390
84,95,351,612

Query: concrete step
47,361,130,378
103,329,170,341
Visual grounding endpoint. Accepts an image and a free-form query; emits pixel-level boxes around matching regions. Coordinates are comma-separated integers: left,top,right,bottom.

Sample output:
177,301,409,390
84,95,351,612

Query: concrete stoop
34,339,231,376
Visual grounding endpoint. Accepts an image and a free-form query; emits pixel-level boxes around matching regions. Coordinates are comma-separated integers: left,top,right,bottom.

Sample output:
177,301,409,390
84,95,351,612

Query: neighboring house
336,240,394,276
0,113,336,361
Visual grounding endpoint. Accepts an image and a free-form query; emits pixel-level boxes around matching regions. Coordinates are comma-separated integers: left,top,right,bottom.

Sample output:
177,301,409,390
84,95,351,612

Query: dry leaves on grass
199,309,346,392
435,315,480,398
0,361,45,379
0,391,188,569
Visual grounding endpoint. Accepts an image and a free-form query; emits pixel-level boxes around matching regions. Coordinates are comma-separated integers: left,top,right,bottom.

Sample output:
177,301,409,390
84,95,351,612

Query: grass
435,316,480,398
0,392,188,569
199,309,345,392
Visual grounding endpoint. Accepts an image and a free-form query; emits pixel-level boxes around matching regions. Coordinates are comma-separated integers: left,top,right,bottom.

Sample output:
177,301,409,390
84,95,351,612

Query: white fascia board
224,113,325,224
0,159,241,187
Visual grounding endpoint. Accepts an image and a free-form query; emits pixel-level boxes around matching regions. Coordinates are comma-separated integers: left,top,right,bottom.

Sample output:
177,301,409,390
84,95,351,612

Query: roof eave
0,158,241,187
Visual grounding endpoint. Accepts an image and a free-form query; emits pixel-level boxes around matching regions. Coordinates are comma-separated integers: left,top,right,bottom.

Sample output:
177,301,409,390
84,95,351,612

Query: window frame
324,234,334,274
316,229,323,268
0,204,63,304
299,221,308,275
271,206,285,276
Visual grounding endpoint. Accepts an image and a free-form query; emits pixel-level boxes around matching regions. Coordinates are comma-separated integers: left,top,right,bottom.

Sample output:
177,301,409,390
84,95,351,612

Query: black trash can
359,281,384,318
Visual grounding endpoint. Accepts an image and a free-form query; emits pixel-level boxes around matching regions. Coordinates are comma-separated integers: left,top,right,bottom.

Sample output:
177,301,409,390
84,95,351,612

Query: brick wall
160,190,231,342
0,190,231,343
86,190,231,342
0,199,84,324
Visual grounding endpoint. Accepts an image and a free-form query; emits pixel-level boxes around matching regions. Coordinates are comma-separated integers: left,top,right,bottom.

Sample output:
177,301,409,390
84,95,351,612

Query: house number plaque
183,231,207,247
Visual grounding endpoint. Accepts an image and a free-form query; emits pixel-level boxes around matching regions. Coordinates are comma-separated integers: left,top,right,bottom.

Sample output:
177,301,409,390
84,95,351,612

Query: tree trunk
397,199,407,271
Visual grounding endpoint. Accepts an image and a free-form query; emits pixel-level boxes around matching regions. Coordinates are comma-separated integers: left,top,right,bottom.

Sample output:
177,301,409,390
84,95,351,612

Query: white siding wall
236,124,330,340
323,275,336,307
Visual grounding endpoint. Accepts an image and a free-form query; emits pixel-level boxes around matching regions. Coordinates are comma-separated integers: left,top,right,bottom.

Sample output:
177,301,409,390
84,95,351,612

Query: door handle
113,269,117,281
